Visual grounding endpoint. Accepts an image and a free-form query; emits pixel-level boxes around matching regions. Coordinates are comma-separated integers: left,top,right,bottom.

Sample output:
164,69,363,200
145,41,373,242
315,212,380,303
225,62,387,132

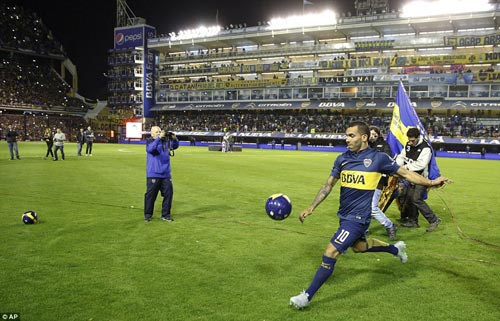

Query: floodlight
401,0,494,18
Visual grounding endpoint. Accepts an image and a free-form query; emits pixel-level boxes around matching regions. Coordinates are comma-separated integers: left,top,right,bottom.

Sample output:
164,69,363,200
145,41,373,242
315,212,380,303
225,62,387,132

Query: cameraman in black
144,126,179,222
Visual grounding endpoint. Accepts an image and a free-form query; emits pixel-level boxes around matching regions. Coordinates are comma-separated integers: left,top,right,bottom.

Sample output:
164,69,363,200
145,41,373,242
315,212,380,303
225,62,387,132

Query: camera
160,131,175,141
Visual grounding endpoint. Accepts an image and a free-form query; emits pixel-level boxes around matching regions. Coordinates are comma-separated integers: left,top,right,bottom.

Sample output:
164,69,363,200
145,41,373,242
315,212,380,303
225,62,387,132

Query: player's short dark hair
349,121,370,137
407,127,420,138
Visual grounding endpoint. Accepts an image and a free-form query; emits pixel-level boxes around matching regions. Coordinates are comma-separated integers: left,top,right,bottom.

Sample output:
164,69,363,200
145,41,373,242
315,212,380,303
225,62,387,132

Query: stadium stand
0,4,92,140
124,1,494,153
0,4,64,56
154,110,499,138
104,0,493,155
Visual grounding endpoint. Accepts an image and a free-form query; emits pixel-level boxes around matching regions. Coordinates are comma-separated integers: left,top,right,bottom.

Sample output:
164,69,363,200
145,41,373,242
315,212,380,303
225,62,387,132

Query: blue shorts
330,220,369,253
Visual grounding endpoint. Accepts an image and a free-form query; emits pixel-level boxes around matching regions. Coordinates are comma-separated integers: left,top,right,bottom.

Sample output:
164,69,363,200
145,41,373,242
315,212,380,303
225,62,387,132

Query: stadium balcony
156,82,499,102
158,42,342,65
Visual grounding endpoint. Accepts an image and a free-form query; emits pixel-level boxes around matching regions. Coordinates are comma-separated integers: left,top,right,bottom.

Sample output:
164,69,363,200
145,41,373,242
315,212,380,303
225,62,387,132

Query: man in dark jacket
396,127,441,232
84,126,95,156
144,126,179,222
5,125,21,160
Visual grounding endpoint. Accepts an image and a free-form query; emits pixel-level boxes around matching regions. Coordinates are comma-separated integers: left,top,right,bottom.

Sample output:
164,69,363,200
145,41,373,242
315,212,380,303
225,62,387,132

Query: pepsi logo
115,33,125,45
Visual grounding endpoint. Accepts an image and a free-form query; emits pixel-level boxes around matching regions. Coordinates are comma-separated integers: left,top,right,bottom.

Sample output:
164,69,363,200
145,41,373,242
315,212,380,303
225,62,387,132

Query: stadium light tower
116,0,145,27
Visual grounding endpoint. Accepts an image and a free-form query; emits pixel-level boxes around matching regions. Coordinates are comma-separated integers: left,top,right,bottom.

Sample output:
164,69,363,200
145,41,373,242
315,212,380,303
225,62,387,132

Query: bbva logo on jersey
341,173,366,185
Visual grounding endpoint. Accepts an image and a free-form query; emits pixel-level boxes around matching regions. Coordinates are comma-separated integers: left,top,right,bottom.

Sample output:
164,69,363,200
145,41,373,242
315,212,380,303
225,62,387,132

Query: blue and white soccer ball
22,210,39,224
265,193,292,220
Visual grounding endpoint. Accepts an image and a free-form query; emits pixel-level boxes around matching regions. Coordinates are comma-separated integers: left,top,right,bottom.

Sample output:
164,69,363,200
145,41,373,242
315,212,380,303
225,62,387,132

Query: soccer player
222,133,230,153
290,121,451,309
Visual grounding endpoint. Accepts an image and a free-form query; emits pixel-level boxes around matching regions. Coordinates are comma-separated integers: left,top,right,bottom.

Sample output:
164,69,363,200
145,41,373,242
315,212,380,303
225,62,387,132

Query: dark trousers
77,142,84,156
45,143,54,158
406,184,438,224
86,142,93,154
8,142,19,159
144,177,173,220
54,145,65,160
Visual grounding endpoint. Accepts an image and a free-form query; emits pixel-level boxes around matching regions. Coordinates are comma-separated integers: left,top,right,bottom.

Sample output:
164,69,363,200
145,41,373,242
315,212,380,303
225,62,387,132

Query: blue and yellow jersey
331,147,400,224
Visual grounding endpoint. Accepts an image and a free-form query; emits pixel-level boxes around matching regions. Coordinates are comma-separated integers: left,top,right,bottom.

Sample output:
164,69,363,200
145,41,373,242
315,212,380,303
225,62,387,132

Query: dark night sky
7,0,402,100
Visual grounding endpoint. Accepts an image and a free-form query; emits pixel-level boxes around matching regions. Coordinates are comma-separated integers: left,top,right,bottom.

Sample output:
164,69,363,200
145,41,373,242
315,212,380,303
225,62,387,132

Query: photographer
144,126,179,222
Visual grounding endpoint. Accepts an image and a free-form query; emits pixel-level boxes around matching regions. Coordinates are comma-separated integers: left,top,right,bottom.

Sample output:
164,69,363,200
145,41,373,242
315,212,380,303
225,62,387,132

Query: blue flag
386,81,441,179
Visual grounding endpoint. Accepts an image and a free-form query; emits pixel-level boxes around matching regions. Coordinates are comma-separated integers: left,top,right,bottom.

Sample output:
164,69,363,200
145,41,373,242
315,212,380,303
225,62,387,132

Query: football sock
305,256,336,300
365,238,398,255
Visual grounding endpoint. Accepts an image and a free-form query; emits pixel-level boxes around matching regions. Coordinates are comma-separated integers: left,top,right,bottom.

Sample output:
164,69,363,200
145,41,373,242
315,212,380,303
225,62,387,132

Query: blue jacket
146,137,179,178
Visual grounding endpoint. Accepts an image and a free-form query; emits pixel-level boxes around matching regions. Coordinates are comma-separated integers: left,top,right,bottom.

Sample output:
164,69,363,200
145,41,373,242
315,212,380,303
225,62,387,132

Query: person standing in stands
76,128,85,156
53,128,66,161
5,125,21,160
84,126,95,156
43,128,54,160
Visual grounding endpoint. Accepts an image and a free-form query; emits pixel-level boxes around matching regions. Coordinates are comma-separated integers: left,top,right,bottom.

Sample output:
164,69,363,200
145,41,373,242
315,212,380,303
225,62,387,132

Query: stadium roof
149,10,498,53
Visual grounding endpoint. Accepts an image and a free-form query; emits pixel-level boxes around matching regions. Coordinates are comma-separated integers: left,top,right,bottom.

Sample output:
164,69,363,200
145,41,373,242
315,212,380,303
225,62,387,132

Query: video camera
160,131,175,141
160,131,176,156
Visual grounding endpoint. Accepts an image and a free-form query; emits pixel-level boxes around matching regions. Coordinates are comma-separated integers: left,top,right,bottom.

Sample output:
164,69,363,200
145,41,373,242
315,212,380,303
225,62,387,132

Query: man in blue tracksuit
144,126,179,222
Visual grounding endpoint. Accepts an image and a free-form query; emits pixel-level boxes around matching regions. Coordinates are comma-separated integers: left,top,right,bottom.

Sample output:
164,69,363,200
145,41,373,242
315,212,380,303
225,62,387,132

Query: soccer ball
265,193,292,220
22,210,39,224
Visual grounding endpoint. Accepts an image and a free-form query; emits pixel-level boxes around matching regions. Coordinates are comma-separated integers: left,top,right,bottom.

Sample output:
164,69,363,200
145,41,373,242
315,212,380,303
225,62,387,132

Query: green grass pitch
0,142,499,321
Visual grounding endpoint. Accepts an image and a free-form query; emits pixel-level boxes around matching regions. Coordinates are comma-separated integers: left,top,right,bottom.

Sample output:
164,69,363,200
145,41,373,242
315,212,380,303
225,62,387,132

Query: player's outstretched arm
299,176,338,223
396,167,453,188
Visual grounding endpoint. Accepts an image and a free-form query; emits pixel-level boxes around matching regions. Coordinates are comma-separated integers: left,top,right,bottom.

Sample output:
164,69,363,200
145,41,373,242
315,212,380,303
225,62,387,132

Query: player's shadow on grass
313,262,417,307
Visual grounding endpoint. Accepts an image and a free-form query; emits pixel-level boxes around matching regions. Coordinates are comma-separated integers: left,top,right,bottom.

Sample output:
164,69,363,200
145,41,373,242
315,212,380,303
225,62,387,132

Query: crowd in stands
1,52,69,107
0,5,64,56
0,113,86,141
0,5,91,113
156,110,500,138
2,108,499,144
